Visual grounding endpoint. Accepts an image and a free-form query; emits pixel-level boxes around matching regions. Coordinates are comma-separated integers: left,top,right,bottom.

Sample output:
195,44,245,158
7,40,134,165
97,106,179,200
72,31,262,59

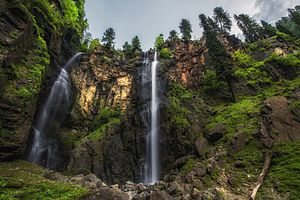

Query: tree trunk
250,151,273,200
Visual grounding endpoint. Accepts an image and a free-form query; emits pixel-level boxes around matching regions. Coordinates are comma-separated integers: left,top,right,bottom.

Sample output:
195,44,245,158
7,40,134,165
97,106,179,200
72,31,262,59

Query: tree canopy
179,19,192,42
101,27,115,49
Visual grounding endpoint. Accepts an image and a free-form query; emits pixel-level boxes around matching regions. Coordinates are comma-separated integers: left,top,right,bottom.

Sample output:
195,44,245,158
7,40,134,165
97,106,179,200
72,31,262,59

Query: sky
85,0,300,50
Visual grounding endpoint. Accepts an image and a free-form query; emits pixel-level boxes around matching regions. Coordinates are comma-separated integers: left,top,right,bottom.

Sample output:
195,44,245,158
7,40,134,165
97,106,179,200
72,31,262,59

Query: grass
0,160,87,200
207,98,261,140
257,141,300,200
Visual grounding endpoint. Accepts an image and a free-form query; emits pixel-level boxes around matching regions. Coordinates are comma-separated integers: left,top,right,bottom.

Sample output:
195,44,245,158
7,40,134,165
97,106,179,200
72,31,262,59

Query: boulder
81,188,129,200
195,136,209,156
206,123,226,143
260,96,300,147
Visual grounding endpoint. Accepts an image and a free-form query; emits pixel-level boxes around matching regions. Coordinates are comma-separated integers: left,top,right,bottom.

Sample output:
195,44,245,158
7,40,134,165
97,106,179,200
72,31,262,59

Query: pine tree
261,20,277,38
199,14,236,101
122,41,132,58
213,7,232,34
179,19,192,42
288,6,300,25
168,30,179,42
131,36,142,53
234,14,263,42
101,27,115,49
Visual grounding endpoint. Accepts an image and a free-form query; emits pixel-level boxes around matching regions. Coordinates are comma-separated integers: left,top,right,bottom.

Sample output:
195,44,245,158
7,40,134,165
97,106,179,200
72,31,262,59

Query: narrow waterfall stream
150,51,159,183
142,51,160,184
27,53,82,169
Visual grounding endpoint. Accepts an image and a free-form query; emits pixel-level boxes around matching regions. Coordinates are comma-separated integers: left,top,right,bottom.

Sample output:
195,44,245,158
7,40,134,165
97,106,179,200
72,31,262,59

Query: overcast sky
85,0,300,50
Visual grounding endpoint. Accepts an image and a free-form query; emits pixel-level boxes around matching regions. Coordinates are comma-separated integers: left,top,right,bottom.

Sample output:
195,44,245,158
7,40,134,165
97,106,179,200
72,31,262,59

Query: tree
101,27,115,49
288,5,300,25
89,38,100,51
131,36,142,53
199,13,236,101
155,34,164,50
179,19,192,42
234,14,264,42
213,7,232,34
168,30,179,42
261,20,277,38
122,41,132,58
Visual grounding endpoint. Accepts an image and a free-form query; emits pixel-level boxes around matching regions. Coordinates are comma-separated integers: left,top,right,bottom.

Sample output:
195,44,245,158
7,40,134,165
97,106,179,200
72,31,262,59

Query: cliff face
1,1,300,199
0,0,85,161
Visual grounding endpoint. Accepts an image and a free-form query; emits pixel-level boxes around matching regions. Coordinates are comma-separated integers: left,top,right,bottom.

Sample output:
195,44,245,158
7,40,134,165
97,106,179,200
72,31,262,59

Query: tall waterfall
150,51,159,183
27,53,82,169
142,51,160,184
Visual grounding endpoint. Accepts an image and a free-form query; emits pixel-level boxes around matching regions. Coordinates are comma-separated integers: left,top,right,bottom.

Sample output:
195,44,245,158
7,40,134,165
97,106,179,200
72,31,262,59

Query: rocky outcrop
0,2,42,161
260,96,300,148
165,42,206,89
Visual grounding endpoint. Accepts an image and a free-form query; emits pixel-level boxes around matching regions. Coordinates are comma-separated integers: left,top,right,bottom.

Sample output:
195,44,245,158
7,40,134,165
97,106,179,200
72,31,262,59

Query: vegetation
234,14,264,42
179,19,192,42
154,34,165,50
101,27,116,49
258,141,300,200
212,7,232,34
0,161,87,200
207,98,260,140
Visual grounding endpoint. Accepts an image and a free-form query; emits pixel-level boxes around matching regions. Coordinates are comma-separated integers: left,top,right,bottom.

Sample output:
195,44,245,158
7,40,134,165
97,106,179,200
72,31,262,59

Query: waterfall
142,51,160,184
150,51,159,183
27,53,82,169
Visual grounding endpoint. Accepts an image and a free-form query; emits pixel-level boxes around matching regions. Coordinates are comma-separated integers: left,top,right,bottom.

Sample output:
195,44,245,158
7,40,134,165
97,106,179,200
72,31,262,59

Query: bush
160,48,173,59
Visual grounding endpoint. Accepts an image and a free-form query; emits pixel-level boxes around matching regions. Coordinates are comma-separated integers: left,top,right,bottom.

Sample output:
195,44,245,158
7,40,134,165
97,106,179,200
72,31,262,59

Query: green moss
207,98,260,140
167,83,194,129
202,70,228,93
266,53,300,68
258,141,300,200
88,118,121,140
180,159,197,175
232,50,272,88
4,35,49,102
0,160,87,200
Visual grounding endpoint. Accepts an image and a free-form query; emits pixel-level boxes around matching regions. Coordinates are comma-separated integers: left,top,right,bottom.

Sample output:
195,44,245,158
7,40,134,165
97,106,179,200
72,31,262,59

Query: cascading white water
143,51,159,184
150,51,159,183
27,53,82,169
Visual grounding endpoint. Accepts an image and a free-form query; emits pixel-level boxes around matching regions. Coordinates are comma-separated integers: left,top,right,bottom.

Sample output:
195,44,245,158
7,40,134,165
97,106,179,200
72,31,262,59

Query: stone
230,131,247,152
206,123,226,143
82,188,130,200
150,190,173,200
260,96,300,147
195,136,209,156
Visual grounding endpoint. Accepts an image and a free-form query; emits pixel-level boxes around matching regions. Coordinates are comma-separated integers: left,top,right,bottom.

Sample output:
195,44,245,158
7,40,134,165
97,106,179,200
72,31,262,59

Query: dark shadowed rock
195,136,209,156
230,131,247,152
206,123,226,143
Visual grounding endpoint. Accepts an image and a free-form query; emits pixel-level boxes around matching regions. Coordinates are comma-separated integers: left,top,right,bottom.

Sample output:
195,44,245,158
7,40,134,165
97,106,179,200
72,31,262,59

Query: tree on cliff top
168,30,179,42
213,7,232,34
102,27,115,49
199,13,236,101
131,36,142,53
179,19,192,42
234,14,263,42
155,34,164,50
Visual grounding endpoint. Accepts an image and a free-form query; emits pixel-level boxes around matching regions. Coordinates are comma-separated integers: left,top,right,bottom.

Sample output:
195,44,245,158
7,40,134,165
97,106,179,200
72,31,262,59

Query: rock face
260,96,300,148
166,42,205,88
66,49,144,184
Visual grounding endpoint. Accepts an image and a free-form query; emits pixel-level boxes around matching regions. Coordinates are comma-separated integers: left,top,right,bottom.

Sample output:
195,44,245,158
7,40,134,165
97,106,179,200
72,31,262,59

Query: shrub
160,48,173,59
